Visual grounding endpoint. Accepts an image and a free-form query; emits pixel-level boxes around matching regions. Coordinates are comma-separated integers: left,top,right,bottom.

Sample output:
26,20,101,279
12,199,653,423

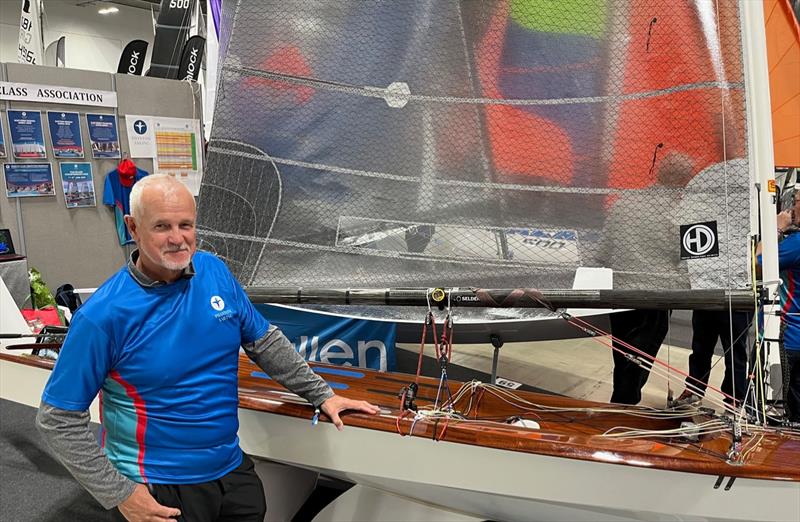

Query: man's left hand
319,395,380,431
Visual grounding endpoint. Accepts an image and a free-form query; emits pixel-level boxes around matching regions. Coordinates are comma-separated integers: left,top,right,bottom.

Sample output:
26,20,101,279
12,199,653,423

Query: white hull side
3,358,797,522
238,408,800,522
0,356,100,421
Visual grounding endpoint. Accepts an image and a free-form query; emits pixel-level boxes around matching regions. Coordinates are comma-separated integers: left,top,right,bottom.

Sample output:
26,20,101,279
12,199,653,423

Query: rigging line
198,230,567,271
692,311,755,391
473,382,696,418
222,64,745,106
748,238,764,423
711,0,738,407
752,240,769,421
208,145,627,195
567,314,741,413
459,391,740,448
209,145,747,200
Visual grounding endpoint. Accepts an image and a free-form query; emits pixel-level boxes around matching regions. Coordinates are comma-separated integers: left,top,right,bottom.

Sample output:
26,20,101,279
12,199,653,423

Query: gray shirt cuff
243,324,335,407
36,401,137,510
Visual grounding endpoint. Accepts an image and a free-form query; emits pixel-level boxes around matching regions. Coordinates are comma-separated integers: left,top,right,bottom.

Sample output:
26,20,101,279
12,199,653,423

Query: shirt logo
210,296,225,311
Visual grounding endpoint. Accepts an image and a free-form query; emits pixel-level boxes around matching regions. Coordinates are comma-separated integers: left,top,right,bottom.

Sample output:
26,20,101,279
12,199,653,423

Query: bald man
36,174,378,521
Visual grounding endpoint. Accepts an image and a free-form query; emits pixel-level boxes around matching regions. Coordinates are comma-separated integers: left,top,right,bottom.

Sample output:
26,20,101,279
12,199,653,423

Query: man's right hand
118,483,181,521
778,210,794,233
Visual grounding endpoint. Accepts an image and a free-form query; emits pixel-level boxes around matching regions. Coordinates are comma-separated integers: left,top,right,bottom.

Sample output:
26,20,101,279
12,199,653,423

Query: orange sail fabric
765,0,800,167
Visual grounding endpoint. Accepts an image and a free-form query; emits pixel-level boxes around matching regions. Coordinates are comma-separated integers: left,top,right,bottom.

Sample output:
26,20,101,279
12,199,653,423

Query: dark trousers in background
610,309,670,405
115,453,266,522
687,310,751,404
786,349,800,422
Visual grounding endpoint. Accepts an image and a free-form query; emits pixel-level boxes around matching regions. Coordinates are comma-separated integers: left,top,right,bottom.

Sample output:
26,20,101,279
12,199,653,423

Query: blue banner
47,111,84,158
8,110,46,159
86,113,121,158
255,304,396,371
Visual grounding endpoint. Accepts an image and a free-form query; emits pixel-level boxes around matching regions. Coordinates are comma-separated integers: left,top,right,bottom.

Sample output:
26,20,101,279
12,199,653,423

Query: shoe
671,390,702,408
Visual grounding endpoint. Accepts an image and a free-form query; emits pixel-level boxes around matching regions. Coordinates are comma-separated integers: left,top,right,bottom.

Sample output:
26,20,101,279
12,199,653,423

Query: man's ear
124,215,138,241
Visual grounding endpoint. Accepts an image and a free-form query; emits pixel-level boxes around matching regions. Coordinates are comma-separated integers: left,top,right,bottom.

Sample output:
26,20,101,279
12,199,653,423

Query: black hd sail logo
680,221,719,259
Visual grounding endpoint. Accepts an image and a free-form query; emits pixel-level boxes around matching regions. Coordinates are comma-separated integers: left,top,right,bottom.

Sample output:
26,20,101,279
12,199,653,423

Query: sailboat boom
245,287,756,311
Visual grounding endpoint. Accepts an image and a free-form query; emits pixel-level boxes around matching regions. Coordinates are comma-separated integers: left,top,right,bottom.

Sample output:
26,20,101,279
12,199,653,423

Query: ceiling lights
98,6,119,15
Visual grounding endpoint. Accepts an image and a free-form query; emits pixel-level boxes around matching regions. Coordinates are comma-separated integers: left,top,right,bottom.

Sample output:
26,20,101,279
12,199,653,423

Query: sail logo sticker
680,221,719,259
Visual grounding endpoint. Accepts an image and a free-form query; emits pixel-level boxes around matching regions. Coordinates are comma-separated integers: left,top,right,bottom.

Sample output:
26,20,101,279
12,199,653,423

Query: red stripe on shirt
99,390,106,448
784,271,796,317
109,370,148,481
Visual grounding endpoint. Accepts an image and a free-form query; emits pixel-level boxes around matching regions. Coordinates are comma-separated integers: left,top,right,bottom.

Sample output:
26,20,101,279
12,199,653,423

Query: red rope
414,313,431,383
566,314,738,405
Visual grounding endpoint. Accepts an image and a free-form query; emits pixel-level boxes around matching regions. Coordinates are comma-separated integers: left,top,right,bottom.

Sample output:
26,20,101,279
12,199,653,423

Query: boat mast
740,0,781,399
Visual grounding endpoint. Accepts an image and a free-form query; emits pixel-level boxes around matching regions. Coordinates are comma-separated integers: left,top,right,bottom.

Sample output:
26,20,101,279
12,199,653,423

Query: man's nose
167,227,183,244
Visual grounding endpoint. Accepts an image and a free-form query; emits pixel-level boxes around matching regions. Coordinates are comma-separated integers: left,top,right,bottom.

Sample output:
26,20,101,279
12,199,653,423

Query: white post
740,0,781,399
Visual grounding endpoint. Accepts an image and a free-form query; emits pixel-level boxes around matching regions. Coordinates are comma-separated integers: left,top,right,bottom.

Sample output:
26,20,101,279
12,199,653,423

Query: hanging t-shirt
103,165,148,245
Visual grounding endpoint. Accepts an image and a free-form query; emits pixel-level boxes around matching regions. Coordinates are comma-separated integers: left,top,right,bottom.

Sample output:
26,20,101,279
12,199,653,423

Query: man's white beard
145,245,191,271
160,255,191,271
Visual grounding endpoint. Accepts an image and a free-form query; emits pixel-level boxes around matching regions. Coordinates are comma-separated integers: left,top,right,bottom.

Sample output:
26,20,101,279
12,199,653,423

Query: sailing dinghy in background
191,0,799,519
2,1,800,521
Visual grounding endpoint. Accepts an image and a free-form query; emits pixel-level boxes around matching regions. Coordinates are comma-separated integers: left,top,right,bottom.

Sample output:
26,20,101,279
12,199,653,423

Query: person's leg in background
719,311,752,406
633,310,670,394
677,310,719,404
785,350,800,422
610,309,669,405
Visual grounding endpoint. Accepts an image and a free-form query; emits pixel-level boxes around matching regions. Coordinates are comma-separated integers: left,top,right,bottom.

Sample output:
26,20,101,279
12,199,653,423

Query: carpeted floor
0,399,114,522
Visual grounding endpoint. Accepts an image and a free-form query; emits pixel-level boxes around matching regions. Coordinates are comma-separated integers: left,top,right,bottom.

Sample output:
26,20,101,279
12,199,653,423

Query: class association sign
0,81,117,108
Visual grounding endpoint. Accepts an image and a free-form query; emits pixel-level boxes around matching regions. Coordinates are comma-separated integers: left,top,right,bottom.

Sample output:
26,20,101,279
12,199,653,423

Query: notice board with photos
0,62,203,290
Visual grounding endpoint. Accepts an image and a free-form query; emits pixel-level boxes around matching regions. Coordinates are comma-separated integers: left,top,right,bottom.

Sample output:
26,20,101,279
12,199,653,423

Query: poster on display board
0,115,5,158
86,113,121,158
7,110,46,159
47,111,84,158
59,163,96,208
125,114,203,195
3,163,55,197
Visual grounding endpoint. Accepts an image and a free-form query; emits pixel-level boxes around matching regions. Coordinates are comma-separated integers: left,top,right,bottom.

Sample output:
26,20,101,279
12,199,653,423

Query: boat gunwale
2,351,798,482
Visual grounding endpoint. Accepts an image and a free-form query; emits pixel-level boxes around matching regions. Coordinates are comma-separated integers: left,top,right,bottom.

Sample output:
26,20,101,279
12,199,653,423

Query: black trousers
610,309,670,405
687,310,751,403
786,350,800,422
115,453,266,522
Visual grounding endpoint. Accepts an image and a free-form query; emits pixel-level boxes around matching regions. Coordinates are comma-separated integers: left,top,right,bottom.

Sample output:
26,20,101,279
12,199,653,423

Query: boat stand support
489,333,503,385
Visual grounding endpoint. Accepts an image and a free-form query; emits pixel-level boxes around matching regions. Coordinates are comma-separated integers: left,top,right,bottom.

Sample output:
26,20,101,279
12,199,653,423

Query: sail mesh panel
198,0,751,293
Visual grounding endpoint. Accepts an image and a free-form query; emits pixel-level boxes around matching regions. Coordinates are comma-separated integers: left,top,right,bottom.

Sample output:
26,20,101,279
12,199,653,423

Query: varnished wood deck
3,351,798,481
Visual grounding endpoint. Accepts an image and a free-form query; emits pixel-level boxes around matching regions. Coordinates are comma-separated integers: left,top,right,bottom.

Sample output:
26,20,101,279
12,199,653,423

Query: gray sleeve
35,401,137,510
243,324,334,407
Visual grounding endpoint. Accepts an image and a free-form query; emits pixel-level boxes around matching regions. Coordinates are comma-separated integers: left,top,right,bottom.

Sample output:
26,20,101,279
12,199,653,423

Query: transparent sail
198,0,751,309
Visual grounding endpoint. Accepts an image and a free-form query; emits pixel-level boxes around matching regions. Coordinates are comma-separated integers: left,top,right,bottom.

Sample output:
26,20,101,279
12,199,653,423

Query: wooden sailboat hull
239,409,800,522
2,351,799,521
